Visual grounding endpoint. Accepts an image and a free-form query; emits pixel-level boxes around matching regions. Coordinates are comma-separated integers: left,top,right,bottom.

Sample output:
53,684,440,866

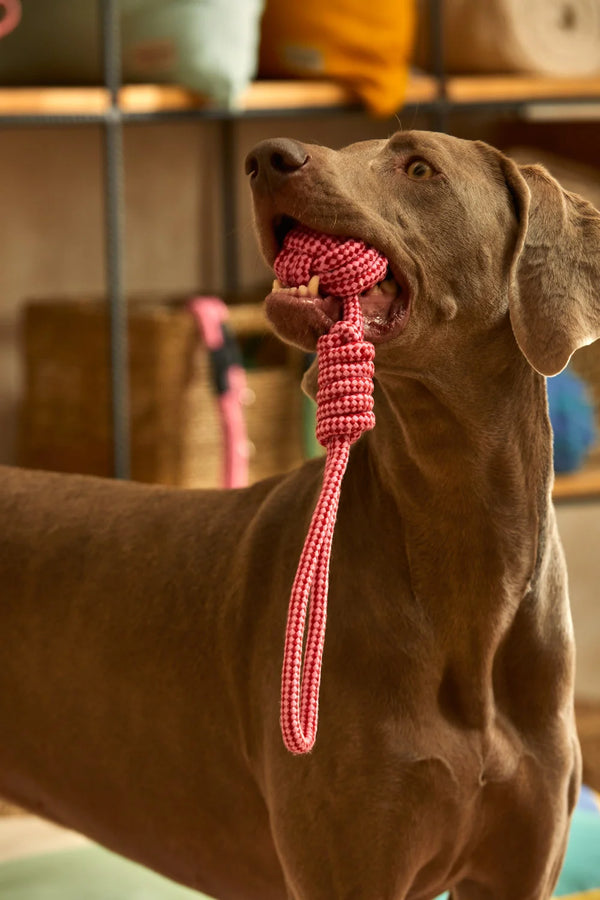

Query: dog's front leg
447,805,571,900
267,763,412,899
449,880,556,900
264,726,460,900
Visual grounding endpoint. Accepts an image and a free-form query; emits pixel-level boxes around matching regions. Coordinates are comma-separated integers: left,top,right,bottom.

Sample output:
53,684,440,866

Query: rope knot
274,225,388,303
316,312,376,447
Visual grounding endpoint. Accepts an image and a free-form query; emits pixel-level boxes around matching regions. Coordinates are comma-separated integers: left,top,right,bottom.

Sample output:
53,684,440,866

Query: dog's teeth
298,285,309,296
308,275,320,295
273,278,283,291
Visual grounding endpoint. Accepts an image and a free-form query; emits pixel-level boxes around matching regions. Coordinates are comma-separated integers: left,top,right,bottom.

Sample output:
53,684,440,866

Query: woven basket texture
18,298,304,487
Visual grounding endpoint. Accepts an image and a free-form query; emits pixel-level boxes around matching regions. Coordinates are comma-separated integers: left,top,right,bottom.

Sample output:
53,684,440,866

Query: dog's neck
365,339,551,579
342,340,553,728
369,352,550,506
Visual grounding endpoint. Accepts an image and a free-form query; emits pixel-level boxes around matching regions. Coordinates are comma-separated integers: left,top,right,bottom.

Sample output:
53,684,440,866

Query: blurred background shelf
1,72,599,123
0,75,438,120
446,74,600,105
554,466,600,503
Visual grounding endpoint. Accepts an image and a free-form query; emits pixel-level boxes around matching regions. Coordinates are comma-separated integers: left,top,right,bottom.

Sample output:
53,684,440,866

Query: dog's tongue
359,284,396,320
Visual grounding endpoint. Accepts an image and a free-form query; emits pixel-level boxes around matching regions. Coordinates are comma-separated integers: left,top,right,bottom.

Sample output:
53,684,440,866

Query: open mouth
265,216,410,347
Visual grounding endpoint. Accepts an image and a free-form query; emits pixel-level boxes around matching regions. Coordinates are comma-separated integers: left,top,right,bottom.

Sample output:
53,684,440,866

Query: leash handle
189,297,249,490
280,293,376,754
281,436,350,753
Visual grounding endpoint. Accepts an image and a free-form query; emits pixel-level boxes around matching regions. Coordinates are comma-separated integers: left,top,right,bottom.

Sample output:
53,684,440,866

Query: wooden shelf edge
0,74,438,118
553,466,600,502
0,86,108,116
1,74,599,119
447,74,600,105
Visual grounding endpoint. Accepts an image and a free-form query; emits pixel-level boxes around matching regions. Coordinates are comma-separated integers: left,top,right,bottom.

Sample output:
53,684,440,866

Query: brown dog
1,130,598,899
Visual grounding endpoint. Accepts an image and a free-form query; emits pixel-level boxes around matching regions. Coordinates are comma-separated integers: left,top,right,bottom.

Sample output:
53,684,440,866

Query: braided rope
274,225,387,754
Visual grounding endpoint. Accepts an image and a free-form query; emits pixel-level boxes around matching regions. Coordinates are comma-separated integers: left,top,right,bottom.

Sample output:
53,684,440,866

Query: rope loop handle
276,226,388,754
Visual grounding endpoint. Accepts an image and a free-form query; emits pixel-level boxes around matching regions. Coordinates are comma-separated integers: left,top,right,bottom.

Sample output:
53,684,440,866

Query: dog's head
246,130,600,379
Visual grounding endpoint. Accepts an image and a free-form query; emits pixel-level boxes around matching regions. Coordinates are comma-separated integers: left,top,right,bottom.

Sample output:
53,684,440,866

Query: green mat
0,844,210,900
0,806,598,900
556,810,600,897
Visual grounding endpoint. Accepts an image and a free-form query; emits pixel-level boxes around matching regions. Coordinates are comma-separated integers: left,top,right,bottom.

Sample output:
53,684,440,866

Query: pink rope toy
189,297,249,490
0,0,21,39
274,225,388,754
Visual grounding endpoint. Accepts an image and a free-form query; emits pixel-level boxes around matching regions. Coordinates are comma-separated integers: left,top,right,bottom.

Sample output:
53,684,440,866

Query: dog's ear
503,158,600,376
301,357,318,399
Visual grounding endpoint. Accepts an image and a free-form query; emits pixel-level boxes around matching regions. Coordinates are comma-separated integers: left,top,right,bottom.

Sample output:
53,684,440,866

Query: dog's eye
406,159,434,180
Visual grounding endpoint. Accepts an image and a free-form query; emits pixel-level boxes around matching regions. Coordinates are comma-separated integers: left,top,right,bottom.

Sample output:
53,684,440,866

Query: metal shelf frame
1,0,597,478
101,0,129,479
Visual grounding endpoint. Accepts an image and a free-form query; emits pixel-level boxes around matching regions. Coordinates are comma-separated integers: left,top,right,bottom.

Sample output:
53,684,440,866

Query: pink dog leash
0,0,21,39
275,226,388,754
190,297,249,490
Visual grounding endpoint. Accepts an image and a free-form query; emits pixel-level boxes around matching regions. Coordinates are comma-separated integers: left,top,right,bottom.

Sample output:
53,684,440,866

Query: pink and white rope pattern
274,225,387,754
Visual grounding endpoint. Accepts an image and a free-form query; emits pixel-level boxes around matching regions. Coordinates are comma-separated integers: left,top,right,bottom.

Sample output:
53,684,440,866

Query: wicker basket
18,298,305,488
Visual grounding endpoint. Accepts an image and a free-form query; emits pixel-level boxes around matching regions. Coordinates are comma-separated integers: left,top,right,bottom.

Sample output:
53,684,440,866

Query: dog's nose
245,138,309,191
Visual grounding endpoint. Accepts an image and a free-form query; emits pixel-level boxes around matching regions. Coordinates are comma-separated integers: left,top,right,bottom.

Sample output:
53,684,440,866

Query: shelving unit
1,0,600,500
3,72,600,121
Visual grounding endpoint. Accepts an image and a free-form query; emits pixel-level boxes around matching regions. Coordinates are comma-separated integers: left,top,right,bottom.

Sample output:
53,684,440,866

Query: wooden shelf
0,75,438,118
553,466,600,503
239,74,440,110
1,74,599,119
446,74,600,105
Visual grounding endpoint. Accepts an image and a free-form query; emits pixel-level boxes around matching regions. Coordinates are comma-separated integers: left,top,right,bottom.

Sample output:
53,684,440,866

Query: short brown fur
2,130,599,899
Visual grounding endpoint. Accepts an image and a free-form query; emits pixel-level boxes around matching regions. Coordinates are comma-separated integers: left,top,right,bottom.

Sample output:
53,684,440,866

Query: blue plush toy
547,368,596,473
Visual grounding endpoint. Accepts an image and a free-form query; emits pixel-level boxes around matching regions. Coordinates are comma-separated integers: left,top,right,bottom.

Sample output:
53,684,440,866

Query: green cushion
0,0,264,108
122,0,264,108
